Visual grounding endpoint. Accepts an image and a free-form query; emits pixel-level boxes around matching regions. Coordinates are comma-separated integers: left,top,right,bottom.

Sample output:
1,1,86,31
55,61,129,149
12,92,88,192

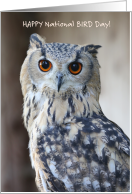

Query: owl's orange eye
39,60,52,72
68,62,82,75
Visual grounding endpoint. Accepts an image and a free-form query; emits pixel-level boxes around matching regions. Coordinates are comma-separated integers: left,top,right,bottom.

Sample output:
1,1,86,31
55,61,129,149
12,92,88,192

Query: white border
130,11,131,194
1,12,131,194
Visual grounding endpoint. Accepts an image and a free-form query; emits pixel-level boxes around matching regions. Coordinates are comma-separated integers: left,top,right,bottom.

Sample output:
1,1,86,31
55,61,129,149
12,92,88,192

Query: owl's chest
35,122,90,192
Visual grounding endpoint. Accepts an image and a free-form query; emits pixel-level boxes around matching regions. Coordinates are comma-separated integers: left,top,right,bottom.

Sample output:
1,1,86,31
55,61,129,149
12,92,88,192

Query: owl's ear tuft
82,44,102,58
29,33,46,49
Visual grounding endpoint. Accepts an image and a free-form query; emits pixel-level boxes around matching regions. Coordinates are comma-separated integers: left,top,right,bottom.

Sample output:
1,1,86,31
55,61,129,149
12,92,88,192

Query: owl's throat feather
24,85,102,137
44,87,101,121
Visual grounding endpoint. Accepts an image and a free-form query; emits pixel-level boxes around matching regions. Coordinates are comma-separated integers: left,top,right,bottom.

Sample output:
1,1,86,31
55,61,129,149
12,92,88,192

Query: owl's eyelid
39,56,46,61
69,59,83,66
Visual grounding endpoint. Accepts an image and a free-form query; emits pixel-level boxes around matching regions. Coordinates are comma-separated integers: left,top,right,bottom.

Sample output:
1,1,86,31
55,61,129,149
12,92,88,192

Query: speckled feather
20,33,130,192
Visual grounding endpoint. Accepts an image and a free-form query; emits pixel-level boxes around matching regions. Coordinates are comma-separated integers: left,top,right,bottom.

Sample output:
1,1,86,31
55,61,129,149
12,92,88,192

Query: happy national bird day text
23,21,110,29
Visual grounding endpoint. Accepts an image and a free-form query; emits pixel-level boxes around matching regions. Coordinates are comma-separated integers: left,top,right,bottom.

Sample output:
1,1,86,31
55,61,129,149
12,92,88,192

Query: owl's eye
68,62,82,75
39,60,52,72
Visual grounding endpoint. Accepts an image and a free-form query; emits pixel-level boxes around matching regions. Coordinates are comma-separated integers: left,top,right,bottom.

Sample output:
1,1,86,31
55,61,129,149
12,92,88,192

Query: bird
20,33,130,192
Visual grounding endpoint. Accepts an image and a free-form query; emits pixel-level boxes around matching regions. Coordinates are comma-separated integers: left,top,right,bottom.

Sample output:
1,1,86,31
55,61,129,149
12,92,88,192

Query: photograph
1,12,130,192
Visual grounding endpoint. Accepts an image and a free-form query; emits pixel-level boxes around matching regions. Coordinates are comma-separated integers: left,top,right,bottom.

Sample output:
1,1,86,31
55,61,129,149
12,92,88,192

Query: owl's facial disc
56,72,63,92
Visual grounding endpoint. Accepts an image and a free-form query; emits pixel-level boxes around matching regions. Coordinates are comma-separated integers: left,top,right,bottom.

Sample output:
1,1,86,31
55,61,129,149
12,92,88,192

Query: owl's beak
56,72,63,92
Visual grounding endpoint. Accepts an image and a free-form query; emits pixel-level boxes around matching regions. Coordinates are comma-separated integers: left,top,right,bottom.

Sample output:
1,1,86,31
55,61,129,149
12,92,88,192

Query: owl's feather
20,34,130,192
31,105,130,192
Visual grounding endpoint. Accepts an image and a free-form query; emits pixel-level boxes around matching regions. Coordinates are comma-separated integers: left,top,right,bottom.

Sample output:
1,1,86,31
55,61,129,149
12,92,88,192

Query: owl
20,33,130,192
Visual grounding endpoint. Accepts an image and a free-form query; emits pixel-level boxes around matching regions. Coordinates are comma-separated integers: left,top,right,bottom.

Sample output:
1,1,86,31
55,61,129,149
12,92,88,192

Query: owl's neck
38,87,101,121
24,85,102,136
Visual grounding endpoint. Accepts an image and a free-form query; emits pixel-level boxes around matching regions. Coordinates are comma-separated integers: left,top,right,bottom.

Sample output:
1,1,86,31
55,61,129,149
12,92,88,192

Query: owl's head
20,34,101,101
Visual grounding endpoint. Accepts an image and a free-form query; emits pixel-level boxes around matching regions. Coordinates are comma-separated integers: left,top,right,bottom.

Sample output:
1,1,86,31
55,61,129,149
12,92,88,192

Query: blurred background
1,12,130,192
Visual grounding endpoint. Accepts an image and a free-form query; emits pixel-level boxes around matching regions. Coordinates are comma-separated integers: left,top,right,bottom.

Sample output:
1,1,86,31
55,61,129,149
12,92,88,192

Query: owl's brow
75,50,82,61
75,49,94,69
41,47,46,58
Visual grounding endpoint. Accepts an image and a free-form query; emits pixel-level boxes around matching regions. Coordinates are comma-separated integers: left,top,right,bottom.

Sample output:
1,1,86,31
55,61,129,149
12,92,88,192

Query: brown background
1,12,130,192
